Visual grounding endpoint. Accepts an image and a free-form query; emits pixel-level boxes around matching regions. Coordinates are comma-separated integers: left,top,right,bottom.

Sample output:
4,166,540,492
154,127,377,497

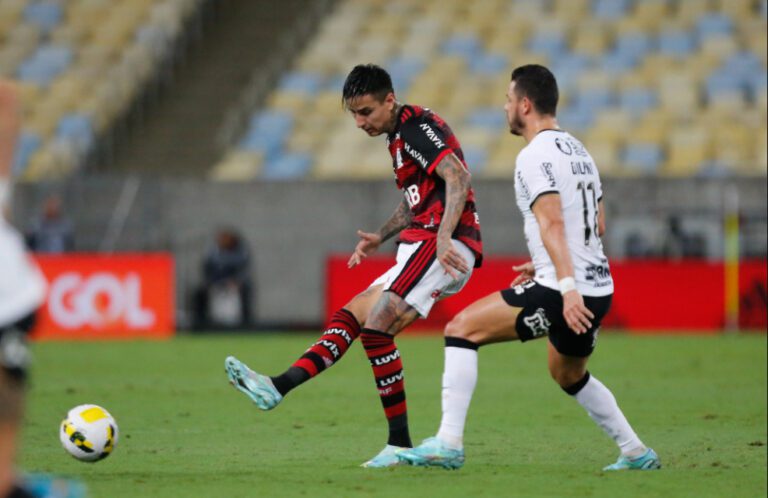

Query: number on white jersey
576,181,599,246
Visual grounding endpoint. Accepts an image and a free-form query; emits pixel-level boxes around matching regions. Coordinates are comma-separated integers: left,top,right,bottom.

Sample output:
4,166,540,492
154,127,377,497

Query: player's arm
348,198,411,268
434,153,471,278
0,80,20,218
531,193,594,334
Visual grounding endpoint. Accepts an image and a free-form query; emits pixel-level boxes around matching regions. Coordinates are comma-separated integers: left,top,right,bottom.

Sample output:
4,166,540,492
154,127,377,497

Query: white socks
572,374,646,457
436,346,478,449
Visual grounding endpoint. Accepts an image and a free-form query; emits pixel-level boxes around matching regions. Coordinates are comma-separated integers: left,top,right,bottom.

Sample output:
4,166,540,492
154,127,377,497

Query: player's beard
508,113,524,136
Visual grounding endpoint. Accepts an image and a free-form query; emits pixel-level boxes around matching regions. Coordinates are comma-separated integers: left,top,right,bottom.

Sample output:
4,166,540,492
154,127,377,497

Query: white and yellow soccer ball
59,404,119,462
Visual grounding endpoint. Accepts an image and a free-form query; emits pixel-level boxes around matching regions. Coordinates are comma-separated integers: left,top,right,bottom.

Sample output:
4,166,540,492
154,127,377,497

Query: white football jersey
0,217,47,325
514,130,613,297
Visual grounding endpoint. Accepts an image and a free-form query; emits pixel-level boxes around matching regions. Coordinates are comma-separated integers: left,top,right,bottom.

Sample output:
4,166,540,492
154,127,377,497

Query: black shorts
0,313,36,384
500,282,612,357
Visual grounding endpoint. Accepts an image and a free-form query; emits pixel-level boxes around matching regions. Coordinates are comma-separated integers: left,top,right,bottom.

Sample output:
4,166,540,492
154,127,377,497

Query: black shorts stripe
399,252,437,298
390,239,437,296
389,240,433,295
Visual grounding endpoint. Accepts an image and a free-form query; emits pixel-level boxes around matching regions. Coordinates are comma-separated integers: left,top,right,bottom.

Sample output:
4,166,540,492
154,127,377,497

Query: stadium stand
1,0,205,180
213,0,768,180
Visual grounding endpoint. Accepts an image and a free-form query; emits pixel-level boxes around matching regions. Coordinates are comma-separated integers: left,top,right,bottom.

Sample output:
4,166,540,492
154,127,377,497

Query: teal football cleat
603,448,661,471
19,473,88,498
224,356,283,410
397,437,465,469
360,445,408,468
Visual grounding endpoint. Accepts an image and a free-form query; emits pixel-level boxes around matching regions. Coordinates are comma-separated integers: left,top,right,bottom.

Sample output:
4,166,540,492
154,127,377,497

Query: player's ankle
436,433,463,450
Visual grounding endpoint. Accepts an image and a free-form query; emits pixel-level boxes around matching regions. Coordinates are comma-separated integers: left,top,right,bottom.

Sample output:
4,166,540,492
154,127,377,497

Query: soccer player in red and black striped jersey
225,64,482,467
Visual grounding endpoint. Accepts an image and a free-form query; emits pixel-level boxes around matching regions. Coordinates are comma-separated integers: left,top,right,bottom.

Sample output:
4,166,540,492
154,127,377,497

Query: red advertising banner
31,254,175,340
326,255,767,332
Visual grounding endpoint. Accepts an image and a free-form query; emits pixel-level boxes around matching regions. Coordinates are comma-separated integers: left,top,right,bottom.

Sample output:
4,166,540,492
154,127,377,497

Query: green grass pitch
20,332,767,498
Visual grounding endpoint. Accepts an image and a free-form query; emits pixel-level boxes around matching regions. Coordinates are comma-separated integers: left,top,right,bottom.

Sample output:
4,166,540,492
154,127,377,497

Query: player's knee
549,365,585,389
445,312,474,340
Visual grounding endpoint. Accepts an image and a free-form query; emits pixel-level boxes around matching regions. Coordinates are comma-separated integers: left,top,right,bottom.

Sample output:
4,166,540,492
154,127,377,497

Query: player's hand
348,230,382,268
562,290,594,334
437,237,469,279
510,261,535,287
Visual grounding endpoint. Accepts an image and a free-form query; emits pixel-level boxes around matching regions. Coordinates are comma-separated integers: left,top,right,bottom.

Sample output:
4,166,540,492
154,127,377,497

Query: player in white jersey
0,81,85,498
399,65,660,471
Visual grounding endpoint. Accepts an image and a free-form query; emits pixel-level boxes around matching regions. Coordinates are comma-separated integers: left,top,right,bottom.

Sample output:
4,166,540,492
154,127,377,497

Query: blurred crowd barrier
13,176,766,327
327,256,767,331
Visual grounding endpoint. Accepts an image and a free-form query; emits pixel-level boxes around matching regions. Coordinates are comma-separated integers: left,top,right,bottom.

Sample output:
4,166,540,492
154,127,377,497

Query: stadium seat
23,1,63,34
56,113,94,157
260,153,313,181
0,0,28,37
622,143,664,175
12,130,41,176
571,21,612,57
658,28,697,58
619,86,657,118
592,0,632,20
220,0,765,179
664,126,712,176
210,150,263,181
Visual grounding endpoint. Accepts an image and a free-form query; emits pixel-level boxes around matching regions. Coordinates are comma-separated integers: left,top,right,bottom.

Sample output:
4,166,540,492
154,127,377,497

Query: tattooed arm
348,198,412,268
435,153,471,278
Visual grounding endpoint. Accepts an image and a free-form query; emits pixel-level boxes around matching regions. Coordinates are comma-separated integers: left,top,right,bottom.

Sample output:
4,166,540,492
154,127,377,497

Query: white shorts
370,239,475,317
0,220,47,326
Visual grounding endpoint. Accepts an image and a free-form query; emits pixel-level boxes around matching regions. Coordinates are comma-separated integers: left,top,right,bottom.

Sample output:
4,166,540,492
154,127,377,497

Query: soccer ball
59,404,119,462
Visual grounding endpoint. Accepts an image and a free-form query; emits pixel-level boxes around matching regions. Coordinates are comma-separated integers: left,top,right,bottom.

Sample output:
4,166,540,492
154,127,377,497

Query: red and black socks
361,328,412,448
270,308,361,396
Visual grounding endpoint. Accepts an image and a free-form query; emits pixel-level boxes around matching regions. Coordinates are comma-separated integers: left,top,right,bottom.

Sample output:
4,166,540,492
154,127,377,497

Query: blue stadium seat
599,52,637,79
465,108,506,131
658,29,696,58
461,146,488,175
705,71,744,102
592,0,632,20
323,74,347,92
469,53,508,76
622,143,663,174
260,152,312,180
697,160,731,178
386,56,425,93
278,72,323,95
12,131,41,176
721,52,764,84
557,104,595,131
748,70,767,101
614,32,652,65
441,34,482,60
56,113,95,155
16,44,72,86
528,30,567,59
24,1,63,34
239,110,293,158
578,87,614,111
551,54,592,92
619,87,657,118
695,13,733,40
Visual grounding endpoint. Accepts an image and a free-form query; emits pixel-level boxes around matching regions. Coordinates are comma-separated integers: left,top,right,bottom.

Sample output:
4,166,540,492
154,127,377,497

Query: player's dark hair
510,64,559,116
342,64,394,106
